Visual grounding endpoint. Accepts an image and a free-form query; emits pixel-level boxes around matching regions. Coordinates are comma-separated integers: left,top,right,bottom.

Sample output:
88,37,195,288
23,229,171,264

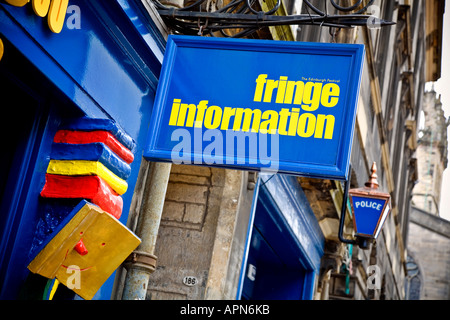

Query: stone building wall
412,91,448,215
407,207,450,299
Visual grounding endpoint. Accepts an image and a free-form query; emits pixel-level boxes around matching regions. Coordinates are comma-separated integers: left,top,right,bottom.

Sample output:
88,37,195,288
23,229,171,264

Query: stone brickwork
147,164,224,299
161,165,212,230
146,164,250,300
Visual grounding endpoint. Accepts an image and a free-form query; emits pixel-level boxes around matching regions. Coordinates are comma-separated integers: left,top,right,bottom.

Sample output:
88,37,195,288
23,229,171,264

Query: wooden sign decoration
29,117,139,299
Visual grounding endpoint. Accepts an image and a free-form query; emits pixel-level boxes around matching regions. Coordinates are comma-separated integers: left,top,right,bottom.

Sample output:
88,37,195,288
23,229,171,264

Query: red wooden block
40,174,123,219
53,130,134,164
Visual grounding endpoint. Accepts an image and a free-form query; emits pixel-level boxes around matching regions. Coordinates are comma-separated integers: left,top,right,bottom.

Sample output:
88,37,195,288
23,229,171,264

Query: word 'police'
354,200,383,211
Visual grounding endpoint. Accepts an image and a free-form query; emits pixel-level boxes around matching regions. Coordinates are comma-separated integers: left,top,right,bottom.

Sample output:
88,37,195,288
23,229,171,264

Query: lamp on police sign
339,162,392,249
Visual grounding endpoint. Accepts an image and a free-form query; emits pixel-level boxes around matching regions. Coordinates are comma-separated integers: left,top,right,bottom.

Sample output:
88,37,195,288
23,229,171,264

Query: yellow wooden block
0,38,3,62
46,160,128,195
28,202,141,300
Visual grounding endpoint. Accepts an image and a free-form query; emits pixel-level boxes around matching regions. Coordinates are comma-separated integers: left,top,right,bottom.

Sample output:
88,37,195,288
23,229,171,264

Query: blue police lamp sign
144,35,365,180
348,162,392,240
350,196,391,239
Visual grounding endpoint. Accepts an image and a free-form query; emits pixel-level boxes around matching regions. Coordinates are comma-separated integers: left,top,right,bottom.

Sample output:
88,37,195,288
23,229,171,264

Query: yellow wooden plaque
28,202,141,300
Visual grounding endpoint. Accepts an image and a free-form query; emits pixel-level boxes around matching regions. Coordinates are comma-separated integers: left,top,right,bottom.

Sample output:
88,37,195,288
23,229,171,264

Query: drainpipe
122,161,172,300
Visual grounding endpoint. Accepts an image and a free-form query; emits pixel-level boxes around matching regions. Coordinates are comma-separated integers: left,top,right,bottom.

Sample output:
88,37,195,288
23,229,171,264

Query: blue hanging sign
350,195,390,238
144,35,365,180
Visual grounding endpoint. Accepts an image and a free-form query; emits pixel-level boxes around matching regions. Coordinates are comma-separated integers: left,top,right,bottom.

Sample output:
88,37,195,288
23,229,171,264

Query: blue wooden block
50,142,131,180
29,199,85,262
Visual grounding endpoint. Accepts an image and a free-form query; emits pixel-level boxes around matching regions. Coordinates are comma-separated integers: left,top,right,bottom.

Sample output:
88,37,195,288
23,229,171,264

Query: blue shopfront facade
238,174,324,300
0,0,164,299
0,1,346,301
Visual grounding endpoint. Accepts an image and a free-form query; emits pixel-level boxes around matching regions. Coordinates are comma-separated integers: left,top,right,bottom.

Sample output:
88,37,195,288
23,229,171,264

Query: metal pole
338,165,357,245
122,161,172,300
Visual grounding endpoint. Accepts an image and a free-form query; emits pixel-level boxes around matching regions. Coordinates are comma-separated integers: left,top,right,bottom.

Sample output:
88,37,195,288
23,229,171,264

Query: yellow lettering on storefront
167,74,341,140
32,0,50,17
47,0,69,33
168,99,336,140
0,38,4,62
